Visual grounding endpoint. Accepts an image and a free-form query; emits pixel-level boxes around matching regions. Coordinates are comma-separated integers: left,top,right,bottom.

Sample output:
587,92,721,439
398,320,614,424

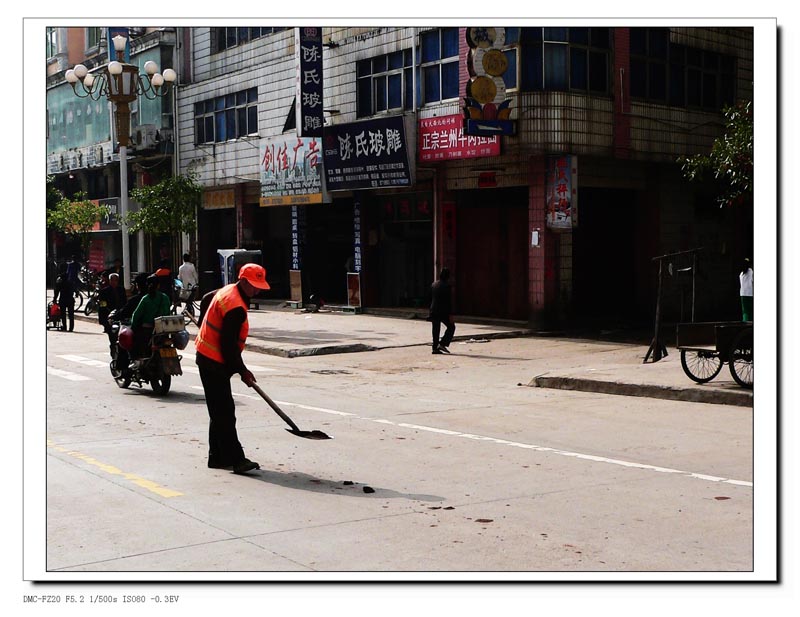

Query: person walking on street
194,263,271,475
177,253,199,316
53,274,75,332
429,267,455,354
98,272,128,357
739,258,754,322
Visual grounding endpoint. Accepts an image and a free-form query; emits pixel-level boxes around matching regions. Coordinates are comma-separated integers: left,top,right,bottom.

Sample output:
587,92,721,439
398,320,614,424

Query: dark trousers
198,361,245,465
59,300,74,331
431,314,455,349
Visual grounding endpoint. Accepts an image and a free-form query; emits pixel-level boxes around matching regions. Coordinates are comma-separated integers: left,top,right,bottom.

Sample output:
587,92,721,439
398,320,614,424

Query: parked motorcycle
109,313,189,395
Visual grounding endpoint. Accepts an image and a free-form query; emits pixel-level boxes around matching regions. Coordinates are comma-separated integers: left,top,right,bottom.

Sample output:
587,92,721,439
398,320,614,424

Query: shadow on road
244,468,444,503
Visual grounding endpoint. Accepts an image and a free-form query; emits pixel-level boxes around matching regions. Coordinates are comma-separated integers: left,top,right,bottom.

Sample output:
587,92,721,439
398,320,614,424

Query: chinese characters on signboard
418,114,500,161
546,155,579,229
290,204,306,270
353,201,362,273
260,134,322,206
295,27,324,137
323,116,412,191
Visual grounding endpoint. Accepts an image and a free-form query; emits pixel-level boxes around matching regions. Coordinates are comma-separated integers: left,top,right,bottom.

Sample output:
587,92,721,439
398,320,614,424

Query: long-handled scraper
251,383,333,440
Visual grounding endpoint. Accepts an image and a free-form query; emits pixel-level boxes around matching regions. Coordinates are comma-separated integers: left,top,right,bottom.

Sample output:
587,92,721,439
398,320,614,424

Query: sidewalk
51,290,753,408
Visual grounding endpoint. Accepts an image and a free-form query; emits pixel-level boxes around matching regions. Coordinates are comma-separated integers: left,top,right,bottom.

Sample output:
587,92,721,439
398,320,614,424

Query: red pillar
613,28,632,159
528,155,548,326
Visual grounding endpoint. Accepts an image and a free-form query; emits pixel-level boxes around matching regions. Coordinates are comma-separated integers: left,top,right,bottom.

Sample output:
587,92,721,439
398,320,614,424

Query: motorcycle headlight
173,329,190,350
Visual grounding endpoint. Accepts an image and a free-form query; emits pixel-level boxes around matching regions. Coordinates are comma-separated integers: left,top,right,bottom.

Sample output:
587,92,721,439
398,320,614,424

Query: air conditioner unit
133,124,159,150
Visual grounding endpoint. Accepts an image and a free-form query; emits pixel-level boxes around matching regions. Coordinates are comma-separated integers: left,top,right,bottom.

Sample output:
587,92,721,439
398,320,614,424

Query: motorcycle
109,313,189,395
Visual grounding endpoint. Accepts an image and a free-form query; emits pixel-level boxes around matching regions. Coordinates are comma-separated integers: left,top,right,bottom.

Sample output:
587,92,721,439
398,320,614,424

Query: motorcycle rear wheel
150,374,171,395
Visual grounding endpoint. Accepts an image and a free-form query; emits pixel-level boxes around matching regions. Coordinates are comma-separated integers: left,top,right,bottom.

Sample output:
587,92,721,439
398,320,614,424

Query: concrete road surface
35,318,757,582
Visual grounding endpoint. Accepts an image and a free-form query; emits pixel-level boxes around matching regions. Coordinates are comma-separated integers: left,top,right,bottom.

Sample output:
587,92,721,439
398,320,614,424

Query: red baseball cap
238,263,271,289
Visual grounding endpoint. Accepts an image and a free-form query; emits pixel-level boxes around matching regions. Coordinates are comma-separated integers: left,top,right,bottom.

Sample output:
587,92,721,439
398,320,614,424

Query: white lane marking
181,352,276,372
56,354,271,376
57,354,108,368
261,399,754,489
47,367,91,381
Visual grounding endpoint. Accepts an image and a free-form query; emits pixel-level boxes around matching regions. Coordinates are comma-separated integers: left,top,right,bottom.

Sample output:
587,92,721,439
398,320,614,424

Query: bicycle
171,280,200,325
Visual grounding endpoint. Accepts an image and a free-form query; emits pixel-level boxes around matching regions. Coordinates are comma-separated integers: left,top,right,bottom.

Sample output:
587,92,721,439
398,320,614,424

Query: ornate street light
64,33,176,290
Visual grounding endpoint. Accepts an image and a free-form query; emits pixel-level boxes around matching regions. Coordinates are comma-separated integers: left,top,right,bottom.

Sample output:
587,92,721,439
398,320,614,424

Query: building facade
46,26,178,282
48,25,755,328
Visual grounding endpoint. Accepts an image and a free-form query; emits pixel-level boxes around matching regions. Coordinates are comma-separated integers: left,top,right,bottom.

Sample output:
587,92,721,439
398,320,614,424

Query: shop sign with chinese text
295,27,324,137
546,155,579,229
418,114,500,161
260,134,323,206
323,116,412,191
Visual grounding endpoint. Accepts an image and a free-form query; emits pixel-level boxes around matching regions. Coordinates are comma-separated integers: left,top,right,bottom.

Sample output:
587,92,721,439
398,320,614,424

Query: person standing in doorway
739,258,754,322
429,267,456,354
194,263,271,475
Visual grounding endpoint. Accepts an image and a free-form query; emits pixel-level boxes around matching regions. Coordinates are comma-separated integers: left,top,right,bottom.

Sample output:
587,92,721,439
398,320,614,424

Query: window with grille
357,48,416,117
46,27,57,59
356,27,460,118
86,27,102,51
510,26,610,94
419,27,460,104
630,27,737,110
194,87,259,144
212,27,288,53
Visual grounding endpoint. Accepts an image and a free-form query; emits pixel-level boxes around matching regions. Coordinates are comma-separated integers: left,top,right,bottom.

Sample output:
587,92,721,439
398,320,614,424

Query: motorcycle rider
195,263,270,474
130,274,171,360
98,272,127,357
108,272,149,370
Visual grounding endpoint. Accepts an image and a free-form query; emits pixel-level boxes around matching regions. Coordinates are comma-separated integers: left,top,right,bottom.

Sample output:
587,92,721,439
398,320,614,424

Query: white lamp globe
162,68,177,82
73,64,88,79
108,61,123,75
144,60,158,75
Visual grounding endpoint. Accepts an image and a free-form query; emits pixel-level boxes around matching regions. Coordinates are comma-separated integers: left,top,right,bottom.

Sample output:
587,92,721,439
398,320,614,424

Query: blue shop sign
322,116,412,191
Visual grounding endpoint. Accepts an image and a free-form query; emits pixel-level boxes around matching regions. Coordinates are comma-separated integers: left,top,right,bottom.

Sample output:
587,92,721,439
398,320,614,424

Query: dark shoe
233,459,260,474
432,347,443,354
439,346,451,354
208,459,233,470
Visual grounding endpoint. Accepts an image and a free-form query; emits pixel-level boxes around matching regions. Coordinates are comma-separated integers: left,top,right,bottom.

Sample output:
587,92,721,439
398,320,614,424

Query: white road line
258,398,754,489
156,387,756,489
57,354,108,368
47,367,91,381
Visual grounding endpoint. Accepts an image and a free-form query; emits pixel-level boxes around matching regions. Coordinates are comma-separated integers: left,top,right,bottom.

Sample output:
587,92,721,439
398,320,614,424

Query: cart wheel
681,349,723,383
728,328,753,389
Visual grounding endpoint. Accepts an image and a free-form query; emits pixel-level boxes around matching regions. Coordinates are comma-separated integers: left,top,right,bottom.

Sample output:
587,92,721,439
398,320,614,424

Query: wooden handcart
676,321,753,389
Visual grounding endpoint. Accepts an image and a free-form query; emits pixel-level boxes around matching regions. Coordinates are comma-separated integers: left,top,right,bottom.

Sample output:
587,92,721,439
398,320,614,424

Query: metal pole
119,143,131,290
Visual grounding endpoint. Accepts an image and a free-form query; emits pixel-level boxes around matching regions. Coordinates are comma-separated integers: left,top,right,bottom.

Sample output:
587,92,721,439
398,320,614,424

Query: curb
530,375,753,407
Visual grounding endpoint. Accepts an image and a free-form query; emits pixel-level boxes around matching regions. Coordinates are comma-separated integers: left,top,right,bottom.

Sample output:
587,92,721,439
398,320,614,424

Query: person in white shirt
178,253,199,316
739,258,753,322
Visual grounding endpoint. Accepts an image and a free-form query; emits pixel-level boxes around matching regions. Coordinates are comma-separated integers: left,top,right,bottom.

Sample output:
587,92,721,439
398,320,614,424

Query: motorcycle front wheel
150,374,171,395
84,297,96,316
110,360,131,389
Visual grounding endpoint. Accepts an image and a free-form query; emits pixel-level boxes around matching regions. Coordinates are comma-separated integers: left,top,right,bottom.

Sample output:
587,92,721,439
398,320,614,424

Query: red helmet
118,325,135,351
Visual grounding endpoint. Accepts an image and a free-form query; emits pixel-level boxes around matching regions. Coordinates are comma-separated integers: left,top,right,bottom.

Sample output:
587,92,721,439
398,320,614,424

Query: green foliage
679,101,753,207
46,175,64,210
127,174,201,235
45,192,108,256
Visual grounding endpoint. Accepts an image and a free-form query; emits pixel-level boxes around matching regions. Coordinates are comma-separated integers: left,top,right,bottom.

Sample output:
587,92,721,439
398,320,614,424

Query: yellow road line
47,439,183,498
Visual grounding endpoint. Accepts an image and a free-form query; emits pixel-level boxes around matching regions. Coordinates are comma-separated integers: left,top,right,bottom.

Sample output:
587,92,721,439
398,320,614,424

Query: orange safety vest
194,283,249,363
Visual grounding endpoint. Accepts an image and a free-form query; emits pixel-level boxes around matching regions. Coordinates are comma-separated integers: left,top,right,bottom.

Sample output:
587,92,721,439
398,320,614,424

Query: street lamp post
65,34,176,290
